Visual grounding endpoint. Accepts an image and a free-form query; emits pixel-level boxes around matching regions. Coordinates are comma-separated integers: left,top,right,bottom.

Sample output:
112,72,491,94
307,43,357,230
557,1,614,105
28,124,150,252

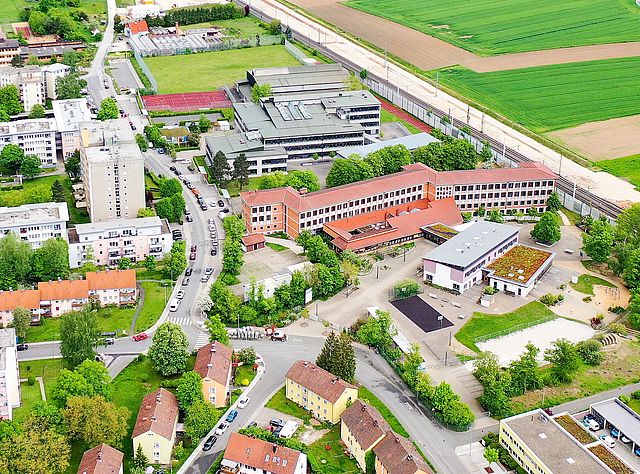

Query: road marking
194,332,209,350
168,316,191,326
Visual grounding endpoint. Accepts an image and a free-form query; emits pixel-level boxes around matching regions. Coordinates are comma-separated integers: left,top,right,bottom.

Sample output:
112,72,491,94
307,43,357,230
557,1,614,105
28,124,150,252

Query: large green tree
222,240,243,275
210,150,230,186
19,154,42,179
176,371,204,410
531,212,561,244
184,401,220,440
63,396,129,448
250,84,272,103
29,104,46,119
162,241,187,279
315,332,356,383
208,282,241,326
65,151,81,180
326,157,365,188
0,429,70,474
0,234,32,290
55,74,85,100
583,219,614,263
31,237,70,282
59,308,99,369
50,179,65,202
285,170,320,192
159,177,183,197
355,309,396,349
544,338,580,384
148,322,189,376
0,85,23,116
206,313,230,344
11,307,31,342
97,98,119,121
222,215,245,241
508,343,542,395
546,192,562,212
0,144,25,173
232,153,250,190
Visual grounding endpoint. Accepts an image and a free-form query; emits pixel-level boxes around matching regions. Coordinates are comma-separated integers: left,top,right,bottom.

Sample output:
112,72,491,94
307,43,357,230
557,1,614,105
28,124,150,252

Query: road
84,0,117,106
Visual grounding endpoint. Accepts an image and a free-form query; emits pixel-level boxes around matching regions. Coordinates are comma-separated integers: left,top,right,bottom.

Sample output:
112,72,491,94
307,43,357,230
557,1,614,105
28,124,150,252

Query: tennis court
141,91,231,112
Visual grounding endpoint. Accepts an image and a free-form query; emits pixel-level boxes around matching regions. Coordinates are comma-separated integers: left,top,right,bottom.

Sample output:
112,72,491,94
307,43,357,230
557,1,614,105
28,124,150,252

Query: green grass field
598,154,640,190
344,0,640,55
570,274,615,295
144,45,300,94
436,57,640,132
380,108,421,134
455,302,556,352
0,0,28,24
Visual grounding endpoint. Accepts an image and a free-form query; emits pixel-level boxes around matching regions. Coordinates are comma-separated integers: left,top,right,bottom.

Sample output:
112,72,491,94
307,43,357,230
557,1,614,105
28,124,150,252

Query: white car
204,267,214,276
599,435,616,448
237,396,250,409
176,290,185,299
215,421,230,435
209,201,217,207
208,218,215,224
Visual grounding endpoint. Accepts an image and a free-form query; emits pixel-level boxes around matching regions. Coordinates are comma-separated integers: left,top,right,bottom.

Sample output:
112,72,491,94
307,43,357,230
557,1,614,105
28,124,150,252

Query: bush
240,378,250,386
484,286,498,295
576,339,603,365
139,373,150,383
608,322,628,335
620,395,631,404
27,375,35,386
540,293,564,306
609,306,625,314
631,390,640,400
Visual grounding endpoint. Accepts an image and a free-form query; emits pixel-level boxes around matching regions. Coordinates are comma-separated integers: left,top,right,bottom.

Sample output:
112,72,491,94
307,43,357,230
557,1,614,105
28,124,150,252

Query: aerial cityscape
0,0,639,473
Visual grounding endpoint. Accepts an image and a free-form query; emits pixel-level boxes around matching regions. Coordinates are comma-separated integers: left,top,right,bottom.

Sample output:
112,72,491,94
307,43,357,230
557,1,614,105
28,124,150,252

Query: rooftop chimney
272,444,278,453
97,451,102,462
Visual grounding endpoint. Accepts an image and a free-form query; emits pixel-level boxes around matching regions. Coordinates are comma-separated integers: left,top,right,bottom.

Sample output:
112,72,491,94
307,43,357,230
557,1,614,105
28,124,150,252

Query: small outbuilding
241,234,266,252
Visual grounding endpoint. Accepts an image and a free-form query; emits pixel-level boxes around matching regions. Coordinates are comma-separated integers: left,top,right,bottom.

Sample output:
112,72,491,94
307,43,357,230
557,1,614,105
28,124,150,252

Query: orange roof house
222,433,307,474
194,342,233,407
0,289,40,312
86,269,136,290
38,279,89,301
132,388,179,465
77,444,123,474
126,20,148,36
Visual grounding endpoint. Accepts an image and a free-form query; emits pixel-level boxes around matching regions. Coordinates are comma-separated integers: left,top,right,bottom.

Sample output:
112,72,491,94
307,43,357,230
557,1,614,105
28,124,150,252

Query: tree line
145,3,243,28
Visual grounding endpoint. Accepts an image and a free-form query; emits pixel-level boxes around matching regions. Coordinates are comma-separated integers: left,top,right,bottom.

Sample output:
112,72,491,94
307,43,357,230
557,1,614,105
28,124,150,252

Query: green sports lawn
435,57,640,133
144,45,300,94
343,0,640,55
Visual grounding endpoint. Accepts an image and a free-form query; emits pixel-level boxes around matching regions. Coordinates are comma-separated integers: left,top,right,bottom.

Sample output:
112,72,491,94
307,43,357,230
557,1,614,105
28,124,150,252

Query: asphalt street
84,0,116,106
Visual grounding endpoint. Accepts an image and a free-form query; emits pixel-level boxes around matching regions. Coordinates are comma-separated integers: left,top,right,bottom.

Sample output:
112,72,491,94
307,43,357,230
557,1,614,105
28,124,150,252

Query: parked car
185,267,193,277
208,218,215,224
185,214,193,223
611,427,620,438
200,204,208,211
211,247,217,256
237,396,250,409
176,290,185,299
269,419,284,427
204,267,214,276
226,409,238,422
247,421,257,428
635,446,640,457
621,435,631,444
218,200,225,207
104,337,115,345
133,333,148,341
16,343,28,351
190,245,197,252
169,166,176,172
221,208,230,214
271,331,287,342
215,422,229,435
200,274,210,283
187,183,195,190
182,277,190,286
586,419,600,431
189,252,196,260
599,434,616,448
191,188,199,195
203,435,217,451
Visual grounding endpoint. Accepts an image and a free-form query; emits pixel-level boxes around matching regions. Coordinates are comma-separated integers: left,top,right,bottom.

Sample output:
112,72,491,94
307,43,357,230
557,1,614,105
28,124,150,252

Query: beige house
340,400,391,471
285,360,358,424
132,389,178,466
373,433,433,474
77,444,123,474
194,341,233,408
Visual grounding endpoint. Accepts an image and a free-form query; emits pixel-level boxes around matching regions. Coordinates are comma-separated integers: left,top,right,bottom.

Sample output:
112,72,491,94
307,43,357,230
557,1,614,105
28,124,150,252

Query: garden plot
477,318,594,366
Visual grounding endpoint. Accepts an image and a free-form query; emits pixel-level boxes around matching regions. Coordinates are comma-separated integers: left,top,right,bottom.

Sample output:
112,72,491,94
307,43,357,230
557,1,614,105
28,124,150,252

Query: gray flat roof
423,221,519,268
249,63,348,88
204,133,287,159
338,133,439,158
592,398,640,447
503,411,610,474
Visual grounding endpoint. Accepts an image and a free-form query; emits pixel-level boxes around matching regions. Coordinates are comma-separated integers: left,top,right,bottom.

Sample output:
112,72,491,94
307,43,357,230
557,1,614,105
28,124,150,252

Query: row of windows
455,188,551,200
453,180,554,191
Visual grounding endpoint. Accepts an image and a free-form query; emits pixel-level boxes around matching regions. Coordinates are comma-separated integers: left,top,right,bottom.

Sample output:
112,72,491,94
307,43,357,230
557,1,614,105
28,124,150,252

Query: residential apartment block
0,118,58,167
285,360,357,424
372,433,433,474
0,329,20,421
0,269,137,324
79,119,145,222
77,444,124,474
67,216,172,268
340,400,391,471
221,432,308,474
52,98,92,159
241,162,557,239
132,388,178,466
194,341,233,408
0,64,70,111
0,202,69,249
0,38,21,66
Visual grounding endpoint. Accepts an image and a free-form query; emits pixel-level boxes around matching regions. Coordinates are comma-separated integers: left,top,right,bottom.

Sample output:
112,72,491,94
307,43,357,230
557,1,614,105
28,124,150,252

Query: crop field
144,45,299,93
598,154,640,190
435,57,640,133
343,0,640,55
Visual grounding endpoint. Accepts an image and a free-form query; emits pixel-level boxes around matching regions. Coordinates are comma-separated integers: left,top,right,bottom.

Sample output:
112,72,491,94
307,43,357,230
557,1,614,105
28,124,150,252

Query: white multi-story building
52,98,92,159
0,118,58,167
0,328,20,421
41,63,69,100
79,119,145,222
0,64,70,112
0,202,69,249
67,216,172,268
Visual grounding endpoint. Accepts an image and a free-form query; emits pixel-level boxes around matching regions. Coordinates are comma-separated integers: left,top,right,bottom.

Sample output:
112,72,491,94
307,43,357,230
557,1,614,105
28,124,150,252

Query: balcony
40,300,51,307
150,246,163,253
120,288,135,295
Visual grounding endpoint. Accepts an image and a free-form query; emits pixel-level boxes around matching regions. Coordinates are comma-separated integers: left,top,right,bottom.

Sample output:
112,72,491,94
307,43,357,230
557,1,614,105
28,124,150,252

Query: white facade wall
0,118,58,167
0,329,20,420
0,202,69,249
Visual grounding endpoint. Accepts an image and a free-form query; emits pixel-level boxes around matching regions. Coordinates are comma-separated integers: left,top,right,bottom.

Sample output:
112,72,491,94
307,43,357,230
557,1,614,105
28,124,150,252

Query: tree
315,332,355,383
162,242,187,279
51,369,90,407
0,429,70,474
11,307,31,341
97,98,118,121
210,150,231,186
29,104,46,119
259,171,287,189
31,237,70,282
75,359,112,399
623,249,640,290
144,255,156,271
11,54,25,67
583,219,614,263
50,179,65,202
486,210,503,223
251,83,272,103
508,343,542,395
63,396,129,448
0,85,23,115
285,170,320,192
156,197,176,222
55,74,85,100
206,313,230,344
232,153,250,190
176,371,204,410
0,144,25,173
531,212,561,244
19,154,42,178
309,264,345,299
65,150,81,179
0,109,9,122
480,140,493,162
137,207,156,217
208,282,241,325
0,234,32,290
198,114,211,132
59,308,99,369
184,401,220,440
544,338,580,384
326,158,364,188
473,351,502,388
61,50,80,72
135,133,148,151
237,347,256,366
484,447,499,465
402,343,424,388
355,309,396,349
132,444,149,469
222,240,243,275
546,192,561,212
148,322,189,376
23,401,62,432
159,177,183,197
576,339,603,366
267,18,281,35
222,215,245,241
344,73,365,91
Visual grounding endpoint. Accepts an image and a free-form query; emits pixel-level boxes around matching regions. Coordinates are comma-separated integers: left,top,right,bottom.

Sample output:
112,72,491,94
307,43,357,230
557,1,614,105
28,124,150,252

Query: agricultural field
435,57,640,133
343,0,640,55
0,0,28,24
0,0,106,25
144,45,299,93
598,154,640,190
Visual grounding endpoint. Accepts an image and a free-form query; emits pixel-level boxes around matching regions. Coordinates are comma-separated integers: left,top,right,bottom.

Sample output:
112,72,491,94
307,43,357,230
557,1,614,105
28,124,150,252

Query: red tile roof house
340,400,391,471
221,432,308,474
125,20,148,37
194,341,233,408
77,444,123,474
241,233,266,252
132,388,179,466
373,432,434,474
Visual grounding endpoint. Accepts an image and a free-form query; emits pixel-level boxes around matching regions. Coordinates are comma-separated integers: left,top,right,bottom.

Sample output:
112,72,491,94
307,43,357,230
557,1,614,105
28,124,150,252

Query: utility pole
480,112,485,133
558,154,563,176
435,71,439,97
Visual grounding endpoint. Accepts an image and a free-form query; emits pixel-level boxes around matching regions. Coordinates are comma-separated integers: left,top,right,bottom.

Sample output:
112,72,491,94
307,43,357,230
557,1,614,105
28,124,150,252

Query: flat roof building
0,328,20,420
79,119,145,222
485,244,555,297
52,98,92,159
0,38,21,66
0,118,58,167
0,202,68,249
590,398,640,453
244,63,349,98
337,132,440,158
0,64,70,111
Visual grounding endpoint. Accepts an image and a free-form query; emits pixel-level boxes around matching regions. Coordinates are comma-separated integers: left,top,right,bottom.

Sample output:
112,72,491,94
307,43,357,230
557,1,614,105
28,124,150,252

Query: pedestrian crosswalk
167,316,191,326
194,331,209,350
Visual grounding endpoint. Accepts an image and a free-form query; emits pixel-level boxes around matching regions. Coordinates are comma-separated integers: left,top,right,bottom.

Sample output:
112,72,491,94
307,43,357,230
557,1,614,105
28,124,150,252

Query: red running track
379,97,432,133
142,91,231,112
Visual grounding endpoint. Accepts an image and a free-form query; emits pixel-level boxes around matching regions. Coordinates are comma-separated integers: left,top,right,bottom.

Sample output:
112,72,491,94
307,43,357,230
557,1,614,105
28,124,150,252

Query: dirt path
288,0,640,72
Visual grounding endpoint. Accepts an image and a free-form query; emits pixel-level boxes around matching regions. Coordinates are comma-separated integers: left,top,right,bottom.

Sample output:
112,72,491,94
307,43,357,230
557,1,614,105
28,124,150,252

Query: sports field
436,56,640,133
144,45,300,94
344,0,640,55
0,0,27,24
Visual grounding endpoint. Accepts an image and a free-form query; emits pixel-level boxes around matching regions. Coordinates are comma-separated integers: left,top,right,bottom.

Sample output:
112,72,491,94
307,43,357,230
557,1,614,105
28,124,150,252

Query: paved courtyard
238,247,307,284
109,59,143,91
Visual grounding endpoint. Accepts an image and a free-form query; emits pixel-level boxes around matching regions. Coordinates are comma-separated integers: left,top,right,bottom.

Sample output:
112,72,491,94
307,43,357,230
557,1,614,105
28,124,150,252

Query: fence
284,39,310,64
132,49,158,92
473,315,556,344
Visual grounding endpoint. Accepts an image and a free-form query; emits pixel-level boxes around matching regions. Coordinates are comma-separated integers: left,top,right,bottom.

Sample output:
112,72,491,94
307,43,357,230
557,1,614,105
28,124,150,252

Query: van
169,298,181,312
587,419,601,431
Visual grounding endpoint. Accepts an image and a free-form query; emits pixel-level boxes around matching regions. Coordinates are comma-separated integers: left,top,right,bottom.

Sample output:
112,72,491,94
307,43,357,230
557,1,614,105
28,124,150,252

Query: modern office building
0,118,59,167
221,433,308,474
422,221,520,294
67,216,172,268
194,341,233,408
0,202,69,249
132,389,179,466
243,63,350,98
0,328,20,421
0,64,70,111
79,119,145,222
52,98,92,159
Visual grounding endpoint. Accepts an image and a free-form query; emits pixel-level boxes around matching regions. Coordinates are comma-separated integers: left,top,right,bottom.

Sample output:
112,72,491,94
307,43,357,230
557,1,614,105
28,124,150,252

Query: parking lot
109,59,143,91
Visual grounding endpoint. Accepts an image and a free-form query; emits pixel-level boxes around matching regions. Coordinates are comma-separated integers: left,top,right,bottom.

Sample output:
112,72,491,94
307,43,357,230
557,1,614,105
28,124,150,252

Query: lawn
144,45,300,94
344,0,640,55
358,386,409,437
570,273,616,296
265,386,312,423
224,176,262,197
455,301,556,352
306,425,360,474
0,0,28,24
435,58,640,133
266,242,288,252
380,108,422,135
12,358,65,421
598,154,640,191
629,398,640,415
234,364,257,386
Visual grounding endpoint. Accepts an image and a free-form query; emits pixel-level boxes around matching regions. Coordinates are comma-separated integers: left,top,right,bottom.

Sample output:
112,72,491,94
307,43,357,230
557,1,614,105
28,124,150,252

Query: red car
132,333,148,341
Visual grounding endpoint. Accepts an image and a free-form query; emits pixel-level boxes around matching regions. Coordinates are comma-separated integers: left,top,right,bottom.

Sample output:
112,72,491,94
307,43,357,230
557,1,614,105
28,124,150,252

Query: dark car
211,247,217,256
185,215,193,223
16,343,28,351
200,204,208,211
217,199,225,207
203,435,217,451
246,421,257,428
185,267,193,276
269,419,284,427
169,166,176,172
226,409,238,423
190,245,197,252
189,252,196,260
